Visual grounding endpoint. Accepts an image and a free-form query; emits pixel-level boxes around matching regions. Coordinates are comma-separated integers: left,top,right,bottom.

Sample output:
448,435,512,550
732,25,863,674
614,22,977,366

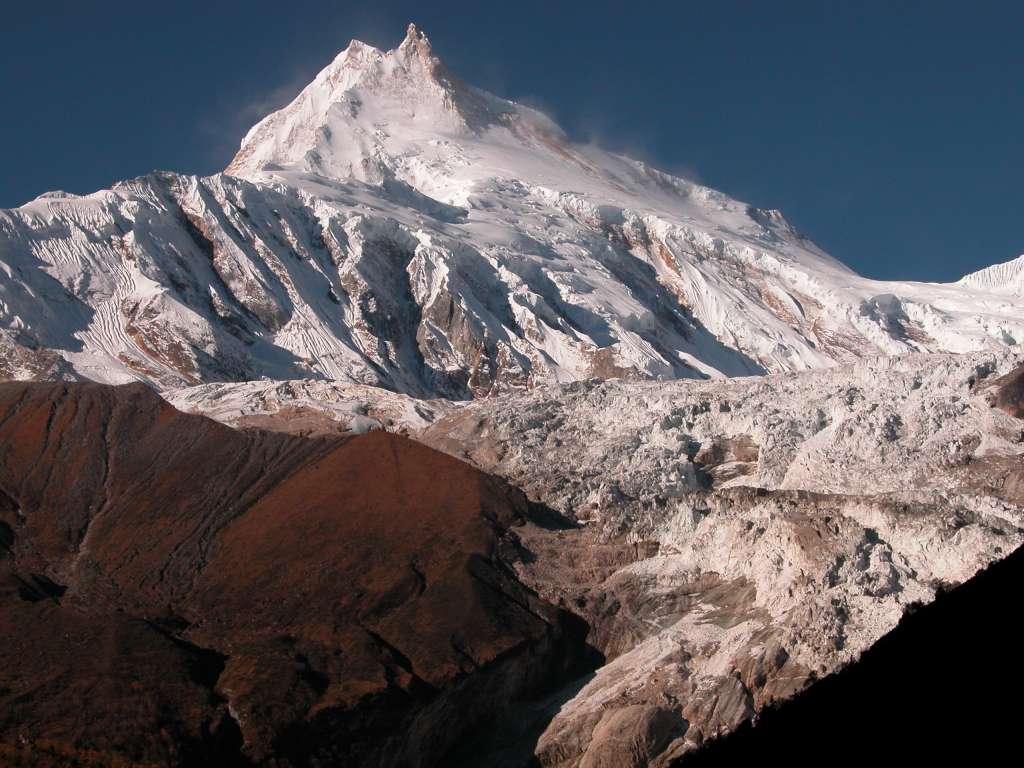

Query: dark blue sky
3,1,1021,281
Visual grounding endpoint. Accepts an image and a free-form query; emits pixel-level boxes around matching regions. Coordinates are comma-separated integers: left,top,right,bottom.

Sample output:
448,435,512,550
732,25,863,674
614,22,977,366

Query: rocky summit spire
399,22,432,55
393,22,463,99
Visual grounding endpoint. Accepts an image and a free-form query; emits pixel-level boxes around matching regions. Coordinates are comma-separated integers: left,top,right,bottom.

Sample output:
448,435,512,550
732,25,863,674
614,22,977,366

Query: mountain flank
0,381,592,767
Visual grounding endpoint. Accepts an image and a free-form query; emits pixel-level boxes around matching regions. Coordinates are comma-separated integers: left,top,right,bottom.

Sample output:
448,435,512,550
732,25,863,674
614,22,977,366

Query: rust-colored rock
991,363,1024,419
0,382,590,766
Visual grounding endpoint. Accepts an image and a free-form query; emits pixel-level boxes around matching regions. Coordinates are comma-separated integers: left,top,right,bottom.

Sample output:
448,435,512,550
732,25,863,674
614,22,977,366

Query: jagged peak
397,22,433,59
226,23,540,181
309,23,453,102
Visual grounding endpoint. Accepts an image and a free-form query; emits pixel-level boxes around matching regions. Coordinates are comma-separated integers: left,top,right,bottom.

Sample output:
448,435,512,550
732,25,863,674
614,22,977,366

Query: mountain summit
227,22,578,204
227,23,513,182
1,24,1022,396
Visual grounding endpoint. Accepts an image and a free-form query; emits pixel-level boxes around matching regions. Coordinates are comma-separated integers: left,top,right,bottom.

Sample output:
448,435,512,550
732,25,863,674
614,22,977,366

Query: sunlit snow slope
2,24,1021,396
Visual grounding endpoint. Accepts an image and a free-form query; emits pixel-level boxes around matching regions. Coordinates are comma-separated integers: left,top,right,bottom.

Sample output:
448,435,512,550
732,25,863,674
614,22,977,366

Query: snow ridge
958,254,1024,295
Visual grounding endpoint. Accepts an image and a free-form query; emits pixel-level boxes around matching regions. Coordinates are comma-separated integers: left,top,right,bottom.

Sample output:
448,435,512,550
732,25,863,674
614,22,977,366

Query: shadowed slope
0,382,591,767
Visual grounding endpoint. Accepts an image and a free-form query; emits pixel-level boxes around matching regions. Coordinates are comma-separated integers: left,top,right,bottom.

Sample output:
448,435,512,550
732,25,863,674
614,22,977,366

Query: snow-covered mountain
2,23,1022,396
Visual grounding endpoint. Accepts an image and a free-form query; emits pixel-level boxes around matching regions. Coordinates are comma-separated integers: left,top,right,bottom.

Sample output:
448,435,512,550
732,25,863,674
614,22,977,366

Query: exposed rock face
420,349,1024,765
0,382,591,767
579,705,686,768
989,362,1024,419
0,330,78,382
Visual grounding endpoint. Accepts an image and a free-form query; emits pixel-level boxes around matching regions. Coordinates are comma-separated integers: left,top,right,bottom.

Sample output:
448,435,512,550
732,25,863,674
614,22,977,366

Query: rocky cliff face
990,363,1024,419
0,382,592,767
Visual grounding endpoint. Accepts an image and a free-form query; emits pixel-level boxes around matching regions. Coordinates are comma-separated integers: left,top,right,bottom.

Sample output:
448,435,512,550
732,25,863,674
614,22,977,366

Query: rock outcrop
989,362,1024,419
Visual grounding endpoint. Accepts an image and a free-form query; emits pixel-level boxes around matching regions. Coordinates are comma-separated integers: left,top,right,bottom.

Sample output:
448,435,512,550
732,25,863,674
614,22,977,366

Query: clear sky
2,0,1021,281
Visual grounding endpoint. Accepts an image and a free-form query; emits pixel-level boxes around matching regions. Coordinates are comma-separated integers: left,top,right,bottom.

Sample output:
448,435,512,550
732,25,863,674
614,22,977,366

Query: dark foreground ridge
0,382,592,767
682,539,1024,766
